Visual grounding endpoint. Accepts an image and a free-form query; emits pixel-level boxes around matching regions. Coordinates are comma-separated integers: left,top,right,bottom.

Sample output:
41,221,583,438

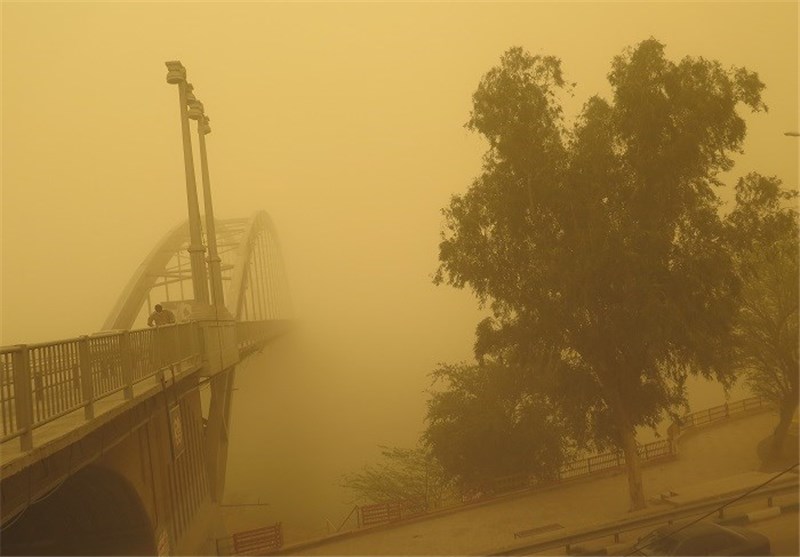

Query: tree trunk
601,379,648,511
770,398,798,459
619,420,647,510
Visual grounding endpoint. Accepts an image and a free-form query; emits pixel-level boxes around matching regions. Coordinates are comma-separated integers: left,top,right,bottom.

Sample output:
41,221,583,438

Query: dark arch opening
0,465,156,556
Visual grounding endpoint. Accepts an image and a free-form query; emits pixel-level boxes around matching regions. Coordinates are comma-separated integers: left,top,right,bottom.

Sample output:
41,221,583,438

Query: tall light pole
188,97,226,309
165,61,210,304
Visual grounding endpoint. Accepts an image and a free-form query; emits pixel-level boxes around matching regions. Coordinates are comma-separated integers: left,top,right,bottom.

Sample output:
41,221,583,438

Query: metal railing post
79,335,94,420
174,325,182,374
161,327,170,370
169,325,178,367
166,327,174,372
121,330,134,399
153,328,164,382
12,345,33,451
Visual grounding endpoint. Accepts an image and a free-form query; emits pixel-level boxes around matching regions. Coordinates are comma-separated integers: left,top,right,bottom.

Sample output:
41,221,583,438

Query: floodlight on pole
187,98,226,309
165,61,210,304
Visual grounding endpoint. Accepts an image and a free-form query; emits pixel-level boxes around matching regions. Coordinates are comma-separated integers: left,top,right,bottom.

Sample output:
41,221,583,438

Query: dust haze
2,0,797,544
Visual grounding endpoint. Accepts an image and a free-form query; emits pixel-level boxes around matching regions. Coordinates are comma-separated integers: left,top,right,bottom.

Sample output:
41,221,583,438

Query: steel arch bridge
0,210,293,554
104,210,292,330
97,208,294,499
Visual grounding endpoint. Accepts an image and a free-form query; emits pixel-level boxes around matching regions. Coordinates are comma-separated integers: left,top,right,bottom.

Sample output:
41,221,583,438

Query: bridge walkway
0,319,277,478
0,356,201,474
284,410,783,556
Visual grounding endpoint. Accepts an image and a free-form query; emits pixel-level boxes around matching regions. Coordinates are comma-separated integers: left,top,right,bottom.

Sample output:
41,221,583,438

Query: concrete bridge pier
1,376,227,555
205,365,237,502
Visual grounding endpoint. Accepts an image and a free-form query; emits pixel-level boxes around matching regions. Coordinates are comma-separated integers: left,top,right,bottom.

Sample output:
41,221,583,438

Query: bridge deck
0,358,202,476
0,319,286,478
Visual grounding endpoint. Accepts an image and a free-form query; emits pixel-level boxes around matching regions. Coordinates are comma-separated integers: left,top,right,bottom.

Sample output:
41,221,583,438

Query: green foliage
340,445,453,509
435,38,767,507
725,173,798,452
423,361,571,490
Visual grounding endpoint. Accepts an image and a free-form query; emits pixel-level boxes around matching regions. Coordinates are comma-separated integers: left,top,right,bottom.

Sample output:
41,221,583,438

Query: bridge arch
0,465,155,556
226,210,291,321
103,210,290,330
1,210,292,555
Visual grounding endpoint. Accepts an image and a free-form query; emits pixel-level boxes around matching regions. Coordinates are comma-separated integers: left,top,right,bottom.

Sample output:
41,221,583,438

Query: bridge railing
1,322,202,451
236,320,277,356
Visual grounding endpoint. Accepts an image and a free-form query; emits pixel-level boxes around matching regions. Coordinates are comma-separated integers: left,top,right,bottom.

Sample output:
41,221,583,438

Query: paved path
284,411,781,555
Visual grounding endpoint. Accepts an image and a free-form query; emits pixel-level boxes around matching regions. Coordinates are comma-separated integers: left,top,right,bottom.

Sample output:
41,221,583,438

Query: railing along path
331,396,771,533
491,397,769,495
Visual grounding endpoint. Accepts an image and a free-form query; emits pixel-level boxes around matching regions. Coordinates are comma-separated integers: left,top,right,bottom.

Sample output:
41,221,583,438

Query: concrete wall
1,374,226,555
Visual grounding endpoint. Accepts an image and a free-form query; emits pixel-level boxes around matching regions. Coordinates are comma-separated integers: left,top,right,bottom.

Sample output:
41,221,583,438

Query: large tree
725,173,799,459
435,39,766,509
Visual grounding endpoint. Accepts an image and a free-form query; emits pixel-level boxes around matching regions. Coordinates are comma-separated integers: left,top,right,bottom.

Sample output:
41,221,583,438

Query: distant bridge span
1,211,291,555
105,210,291,329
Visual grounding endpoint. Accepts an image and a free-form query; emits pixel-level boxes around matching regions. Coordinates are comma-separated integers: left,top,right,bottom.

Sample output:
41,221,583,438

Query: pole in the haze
165,61,210,304
188,97,226,309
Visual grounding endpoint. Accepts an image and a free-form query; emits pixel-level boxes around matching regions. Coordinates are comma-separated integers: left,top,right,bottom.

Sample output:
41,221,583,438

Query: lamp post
165,61,210,304
188,98,226,309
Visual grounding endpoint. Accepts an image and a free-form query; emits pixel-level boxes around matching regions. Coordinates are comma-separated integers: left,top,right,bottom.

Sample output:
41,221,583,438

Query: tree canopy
424,361,570,491
340,445,452,509
435,38,767,509
725,172,799,458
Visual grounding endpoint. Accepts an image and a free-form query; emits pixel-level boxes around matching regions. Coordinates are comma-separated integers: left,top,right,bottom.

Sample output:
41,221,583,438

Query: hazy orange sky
2,2,797,347
2,0,798,538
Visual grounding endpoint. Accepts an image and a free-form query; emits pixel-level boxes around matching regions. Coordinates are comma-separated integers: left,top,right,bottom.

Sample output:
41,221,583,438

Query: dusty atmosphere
2,0,798,551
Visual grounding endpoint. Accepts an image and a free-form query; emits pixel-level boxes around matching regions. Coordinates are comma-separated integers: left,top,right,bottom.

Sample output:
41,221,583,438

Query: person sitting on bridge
147,304,176,327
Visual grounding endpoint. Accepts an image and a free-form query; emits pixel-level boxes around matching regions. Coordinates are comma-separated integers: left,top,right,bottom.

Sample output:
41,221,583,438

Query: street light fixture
785,132,800,137
187,98,226,309
165,61,210,304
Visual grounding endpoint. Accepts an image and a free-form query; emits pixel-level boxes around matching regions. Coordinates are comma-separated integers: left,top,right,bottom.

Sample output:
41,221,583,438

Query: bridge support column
205,367,235,502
